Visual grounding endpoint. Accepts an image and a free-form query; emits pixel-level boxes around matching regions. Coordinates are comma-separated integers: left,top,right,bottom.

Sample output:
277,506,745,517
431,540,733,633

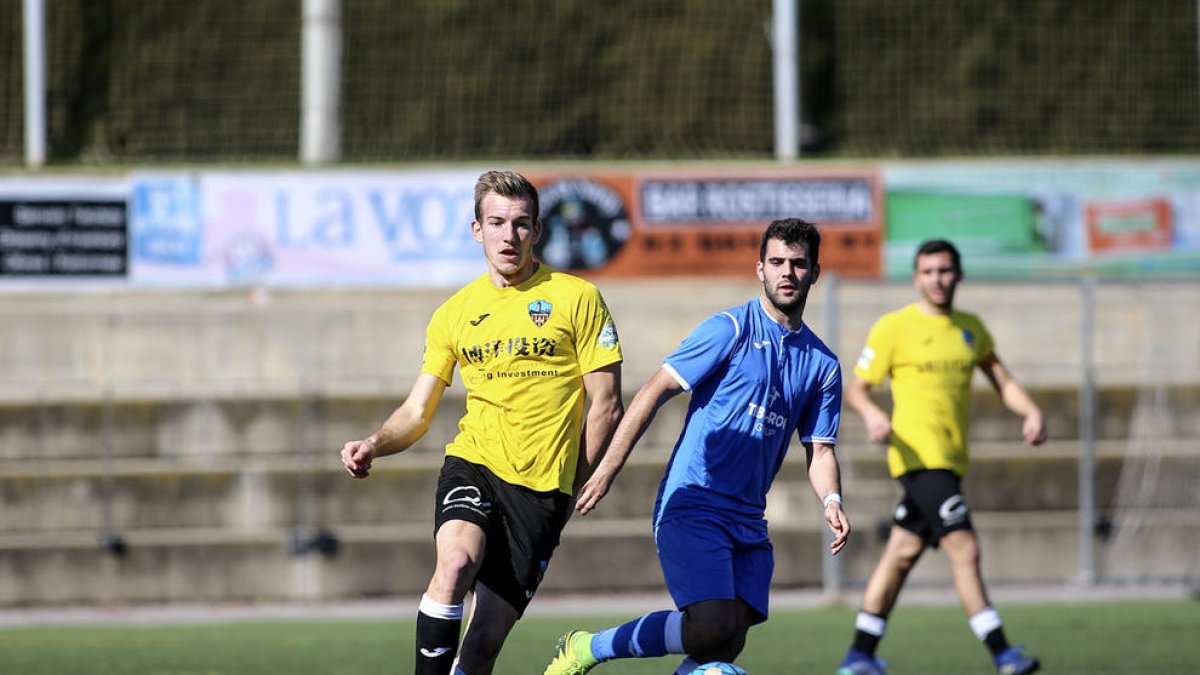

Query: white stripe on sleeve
661,362,691,392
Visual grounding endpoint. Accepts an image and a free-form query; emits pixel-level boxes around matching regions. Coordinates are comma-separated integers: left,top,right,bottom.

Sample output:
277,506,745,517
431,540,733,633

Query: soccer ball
690,662,747,675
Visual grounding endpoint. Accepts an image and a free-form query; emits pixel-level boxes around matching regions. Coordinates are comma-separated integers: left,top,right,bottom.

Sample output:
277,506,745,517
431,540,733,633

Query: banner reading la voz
125,168,883,288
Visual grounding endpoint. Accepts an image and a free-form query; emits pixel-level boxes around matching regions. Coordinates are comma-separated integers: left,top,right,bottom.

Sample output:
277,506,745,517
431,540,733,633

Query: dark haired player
836,239,1046,675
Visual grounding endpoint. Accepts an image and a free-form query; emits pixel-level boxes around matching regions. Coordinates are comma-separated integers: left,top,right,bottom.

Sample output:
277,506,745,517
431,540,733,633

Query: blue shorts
654,512,773,623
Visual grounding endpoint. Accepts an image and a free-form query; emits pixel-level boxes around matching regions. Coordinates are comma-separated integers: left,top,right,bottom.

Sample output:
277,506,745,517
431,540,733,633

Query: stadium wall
0,278,1196,605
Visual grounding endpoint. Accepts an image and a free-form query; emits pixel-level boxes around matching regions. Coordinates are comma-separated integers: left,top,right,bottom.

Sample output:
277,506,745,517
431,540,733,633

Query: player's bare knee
431,548,477,591
895,548,921,573
942,530,981,567
885,539,922,573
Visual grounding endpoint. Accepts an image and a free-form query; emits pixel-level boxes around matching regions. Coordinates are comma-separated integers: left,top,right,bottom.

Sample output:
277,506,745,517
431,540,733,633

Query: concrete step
4,506,1195,606
3,438,1197,534
839,438,1200,512
2,382,1195,464
0,390,698,462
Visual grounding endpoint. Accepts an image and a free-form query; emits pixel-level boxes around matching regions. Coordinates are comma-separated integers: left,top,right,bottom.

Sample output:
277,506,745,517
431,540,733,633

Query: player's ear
755,260,766,282
470,219,483,244
532,219,543,244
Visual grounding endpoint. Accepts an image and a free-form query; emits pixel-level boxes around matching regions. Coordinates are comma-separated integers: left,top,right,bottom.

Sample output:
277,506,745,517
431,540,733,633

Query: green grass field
0,600,1195,674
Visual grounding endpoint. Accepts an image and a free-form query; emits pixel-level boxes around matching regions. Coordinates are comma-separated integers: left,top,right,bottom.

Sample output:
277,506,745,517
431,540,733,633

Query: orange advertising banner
526,168,882,279
1084,198,1173,254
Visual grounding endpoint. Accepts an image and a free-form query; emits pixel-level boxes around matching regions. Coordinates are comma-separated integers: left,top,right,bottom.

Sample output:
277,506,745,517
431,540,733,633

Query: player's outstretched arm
979,352,1047,446
806,441,850,555
341,372,447,478
575,367,683,515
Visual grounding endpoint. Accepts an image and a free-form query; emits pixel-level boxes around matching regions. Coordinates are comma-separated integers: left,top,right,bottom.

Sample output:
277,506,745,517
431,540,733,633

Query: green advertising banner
882,161,1200,279
885,191,1041,278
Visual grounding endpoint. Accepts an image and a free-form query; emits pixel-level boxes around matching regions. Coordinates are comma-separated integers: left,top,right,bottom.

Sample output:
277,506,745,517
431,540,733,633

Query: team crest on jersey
528,299,552,327
961,329,974,348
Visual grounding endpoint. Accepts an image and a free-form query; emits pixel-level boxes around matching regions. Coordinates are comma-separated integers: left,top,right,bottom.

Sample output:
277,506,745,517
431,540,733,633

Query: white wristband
822,492,843,508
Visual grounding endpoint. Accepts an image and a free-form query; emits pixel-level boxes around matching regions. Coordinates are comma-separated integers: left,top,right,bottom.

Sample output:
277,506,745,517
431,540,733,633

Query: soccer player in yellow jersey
341,171,624,675
836,239,1046,675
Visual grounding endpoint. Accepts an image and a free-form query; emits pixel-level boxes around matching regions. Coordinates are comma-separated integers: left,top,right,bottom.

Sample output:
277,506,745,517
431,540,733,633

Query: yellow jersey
853,303,994,478
421,264,622,494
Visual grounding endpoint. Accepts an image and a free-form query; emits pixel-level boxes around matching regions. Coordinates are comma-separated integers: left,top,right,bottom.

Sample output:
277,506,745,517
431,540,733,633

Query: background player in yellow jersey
836,239,1046,675
340,170,624,675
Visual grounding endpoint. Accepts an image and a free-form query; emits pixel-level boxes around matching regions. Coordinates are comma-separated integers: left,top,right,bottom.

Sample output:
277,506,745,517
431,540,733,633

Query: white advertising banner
130,170,486,288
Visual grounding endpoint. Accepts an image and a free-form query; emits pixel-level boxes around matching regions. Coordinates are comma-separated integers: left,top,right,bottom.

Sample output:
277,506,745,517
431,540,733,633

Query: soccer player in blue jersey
542,218,851,675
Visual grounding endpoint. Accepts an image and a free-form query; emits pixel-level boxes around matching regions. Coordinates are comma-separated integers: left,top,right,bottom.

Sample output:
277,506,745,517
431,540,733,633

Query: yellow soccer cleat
543,630,600,675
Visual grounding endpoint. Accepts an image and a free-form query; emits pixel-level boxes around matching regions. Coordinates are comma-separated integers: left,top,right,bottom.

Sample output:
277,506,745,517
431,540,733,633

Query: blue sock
591,610,684,661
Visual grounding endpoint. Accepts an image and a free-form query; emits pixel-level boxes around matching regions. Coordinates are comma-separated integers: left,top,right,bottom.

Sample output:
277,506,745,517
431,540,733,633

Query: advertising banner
883,161,1200,278
528,169,883,279
130,170,483,287
0,178,129,282
130,167,883,288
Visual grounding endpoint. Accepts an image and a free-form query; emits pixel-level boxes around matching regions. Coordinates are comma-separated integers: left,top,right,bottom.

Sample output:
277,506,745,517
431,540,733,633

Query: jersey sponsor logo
461,336,559,365
747,388,787,436
528,299,552,327
469,313,490,326
915,358,974,374
420,647,452,658
752,340,770,350
938,494,970,527
598,320,619,348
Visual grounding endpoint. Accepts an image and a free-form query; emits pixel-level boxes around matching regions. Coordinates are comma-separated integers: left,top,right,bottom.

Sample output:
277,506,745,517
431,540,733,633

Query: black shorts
433,456,572,615
892,469,974,545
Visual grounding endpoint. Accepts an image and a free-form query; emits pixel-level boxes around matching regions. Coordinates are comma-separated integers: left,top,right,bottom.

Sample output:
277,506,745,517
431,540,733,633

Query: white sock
856,611,887,637
969,607,1002,640
418,593,464,620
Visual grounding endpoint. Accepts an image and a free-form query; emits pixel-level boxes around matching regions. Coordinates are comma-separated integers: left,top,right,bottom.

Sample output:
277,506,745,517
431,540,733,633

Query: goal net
1102,286,1200,586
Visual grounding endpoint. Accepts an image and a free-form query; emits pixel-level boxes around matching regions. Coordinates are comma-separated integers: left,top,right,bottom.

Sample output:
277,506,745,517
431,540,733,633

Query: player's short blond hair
474,170,539,222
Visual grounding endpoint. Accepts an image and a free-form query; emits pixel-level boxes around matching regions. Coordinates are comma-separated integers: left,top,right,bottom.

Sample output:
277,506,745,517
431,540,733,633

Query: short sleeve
419,303,458,386
973,317,995,363
572,283,623,374
662,311,740,391
799,361,842,445
853,315,893,385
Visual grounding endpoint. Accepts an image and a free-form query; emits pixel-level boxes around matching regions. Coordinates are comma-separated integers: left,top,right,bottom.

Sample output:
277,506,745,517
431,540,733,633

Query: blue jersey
654,298,842,525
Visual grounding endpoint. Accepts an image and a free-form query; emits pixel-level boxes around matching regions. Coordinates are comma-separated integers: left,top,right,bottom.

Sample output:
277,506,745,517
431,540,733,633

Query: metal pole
1078,277,1096,585
301,0,341,164
772,0,799,161
822,273,841,599
22,0,46,168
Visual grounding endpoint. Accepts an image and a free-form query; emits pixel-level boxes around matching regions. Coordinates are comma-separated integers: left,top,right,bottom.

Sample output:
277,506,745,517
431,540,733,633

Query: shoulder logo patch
528,299,552,327
598,320,619,348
